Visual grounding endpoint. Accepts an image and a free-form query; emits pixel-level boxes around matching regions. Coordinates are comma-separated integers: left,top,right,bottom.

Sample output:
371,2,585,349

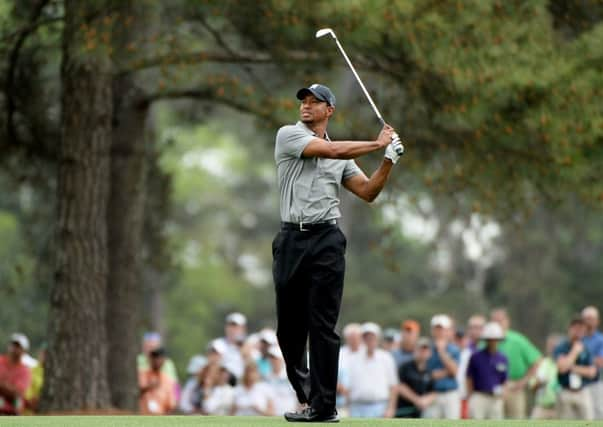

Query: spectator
382,328,400,352
393,320,420,369
264,345,297,415
24,345,45,414
139,348,177,415
582,306,603,419
491,308,541,419
346,322,398,418
466,315,486,351
231,363,275,416
137,332,179,384
423,315,461,419
395,337,435,418
554,317,597,420
256,329,277,379
455,326,471,418
530,334,561,419
214,312,247,379
202,364,235,415
185,362,222,414
185,354,207,381
337,322,363,416
0,333,32,415
466,322,508,419
339,323,364,367
180,342,222,414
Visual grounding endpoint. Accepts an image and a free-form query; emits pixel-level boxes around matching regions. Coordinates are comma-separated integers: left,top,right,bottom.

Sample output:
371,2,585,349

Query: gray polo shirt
275,121,361,223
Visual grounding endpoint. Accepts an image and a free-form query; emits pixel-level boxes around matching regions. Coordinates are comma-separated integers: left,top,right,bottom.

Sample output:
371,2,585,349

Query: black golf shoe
284,407,339,423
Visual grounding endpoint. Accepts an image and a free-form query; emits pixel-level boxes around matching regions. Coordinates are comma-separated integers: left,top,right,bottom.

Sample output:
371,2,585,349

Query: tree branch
141,88,282,128
0,15,63,43
4,0,51,150
116,50,318,76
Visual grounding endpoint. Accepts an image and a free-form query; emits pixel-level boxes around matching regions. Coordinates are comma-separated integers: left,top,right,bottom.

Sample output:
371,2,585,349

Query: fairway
2,417,603,427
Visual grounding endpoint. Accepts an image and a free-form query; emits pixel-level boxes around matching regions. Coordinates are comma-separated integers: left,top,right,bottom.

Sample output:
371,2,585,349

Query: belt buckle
299,222,308,231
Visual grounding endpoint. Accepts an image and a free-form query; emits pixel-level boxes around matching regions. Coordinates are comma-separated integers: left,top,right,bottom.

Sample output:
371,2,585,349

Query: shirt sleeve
521,335,543,366
583,350,593,366
449,345,461,363
14,367,31,395
552,343,564,361
342,160,362,181
275,125,315,162
398,362,406,383
466,354,476,380
501,355,509,383
386,353,399,386
596,337,603,357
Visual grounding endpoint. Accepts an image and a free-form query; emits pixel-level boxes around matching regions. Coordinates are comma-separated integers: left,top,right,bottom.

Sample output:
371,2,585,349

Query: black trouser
272,223,346,414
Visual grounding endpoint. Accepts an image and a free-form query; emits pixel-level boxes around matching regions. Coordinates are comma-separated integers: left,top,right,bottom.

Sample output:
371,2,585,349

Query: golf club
315,27,385,127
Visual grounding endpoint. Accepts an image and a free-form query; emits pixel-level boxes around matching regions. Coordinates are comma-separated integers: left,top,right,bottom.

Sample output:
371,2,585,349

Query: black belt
281,219,337,232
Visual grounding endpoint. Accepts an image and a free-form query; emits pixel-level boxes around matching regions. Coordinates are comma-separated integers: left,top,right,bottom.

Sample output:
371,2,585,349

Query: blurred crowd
2,306,602,420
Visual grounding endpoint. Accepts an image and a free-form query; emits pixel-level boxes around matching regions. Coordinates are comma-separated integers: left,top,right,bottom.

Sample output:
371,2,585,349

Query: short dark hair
150,347,167,358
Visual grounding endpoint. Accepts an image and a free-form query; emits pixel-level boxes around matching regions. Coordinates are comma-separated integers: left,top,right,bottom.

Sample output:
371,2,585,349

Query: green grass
2,416,603,427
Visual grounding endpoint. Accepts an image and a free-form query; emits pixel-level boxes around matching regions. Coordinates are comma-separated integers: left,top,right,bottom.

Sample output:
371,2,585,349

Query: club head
315,28,336,39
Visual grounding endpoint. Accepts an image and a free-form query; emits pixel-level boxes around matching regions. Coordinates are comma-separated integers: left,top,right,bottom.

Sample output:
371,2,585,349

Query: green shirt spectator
498,329,542,381
531,356,558,408
137,353,178,382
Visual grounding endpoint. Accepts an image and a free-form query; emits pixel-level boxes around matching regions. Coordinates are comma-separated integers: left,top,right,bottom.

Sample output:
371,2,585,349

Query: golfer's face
300,95,332,123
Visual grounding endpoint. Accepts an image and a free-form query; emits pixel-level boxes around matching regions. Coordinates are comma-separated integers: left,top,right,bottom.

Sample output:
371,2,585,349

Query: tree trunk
105,76,149,410
40,0,113,411
105,1,158,410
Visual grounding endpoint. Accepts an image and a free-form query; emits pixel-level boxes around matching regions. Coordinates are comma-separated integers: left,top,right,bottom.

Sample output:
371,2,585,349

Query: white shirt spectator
265,367,297,415
203,384,235,415
232,382,274,416
178,377,198,414
457,347,472,399
339,344,365,372
347,348,398,402
214,337,244,379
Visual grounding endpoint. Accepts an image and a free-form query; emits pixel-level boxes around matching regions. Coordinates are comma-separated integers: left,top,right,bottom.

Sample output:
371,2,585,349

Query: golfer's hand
385,132,404,164
377,124,394,148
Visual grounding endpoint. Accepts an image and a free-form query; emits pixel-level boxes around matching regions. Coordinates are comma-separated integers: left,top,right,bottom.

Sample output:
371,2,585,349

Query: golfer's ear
326,105,335,117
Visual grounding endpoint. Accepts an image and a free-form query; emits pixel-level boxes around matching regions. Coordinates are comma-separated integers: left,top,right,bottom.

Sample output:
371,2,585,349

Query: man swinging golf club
273,83,404,423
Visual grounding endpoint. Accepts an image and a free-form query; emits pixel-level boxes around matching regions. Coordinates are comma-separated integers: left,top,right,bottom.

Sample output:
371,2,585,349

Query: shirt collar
296,121,330,141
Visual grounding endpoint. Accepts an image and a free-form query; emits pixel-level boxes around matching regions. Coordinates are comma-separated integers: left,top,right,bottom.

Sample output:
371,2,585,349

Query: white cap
259,329,277,345
226,312,247,326
361,322,382,337
481,322,505,340
10,333,30,351
267,345,283,359
186,355,207,375
431,314,452,329
207,339,227,355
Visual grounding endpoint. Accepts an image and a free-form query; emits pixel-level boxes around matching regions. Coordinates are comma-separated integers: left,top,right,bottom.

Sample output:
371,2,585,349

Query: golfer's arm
303,138,384,160
343,159,394,203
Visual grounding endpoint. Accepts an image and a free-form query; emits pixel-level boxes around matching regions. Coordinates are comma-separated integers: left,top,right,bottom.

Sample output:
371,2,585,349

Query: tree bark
40,0,113,411
105,1,157,410
105,75,148,411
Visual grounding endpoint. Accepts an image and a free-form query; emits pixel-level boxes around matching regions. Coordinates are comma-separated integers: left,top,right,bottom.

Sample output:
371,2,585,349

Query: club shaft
333,38,385,126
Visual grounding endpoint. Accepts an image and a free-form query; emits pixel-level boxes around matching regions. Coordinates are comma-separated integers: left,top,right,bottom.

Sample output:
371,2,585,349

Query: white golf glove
385,132,404,164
